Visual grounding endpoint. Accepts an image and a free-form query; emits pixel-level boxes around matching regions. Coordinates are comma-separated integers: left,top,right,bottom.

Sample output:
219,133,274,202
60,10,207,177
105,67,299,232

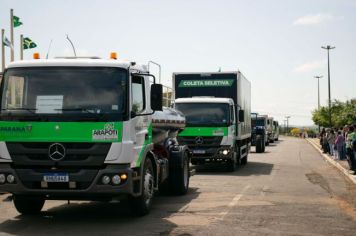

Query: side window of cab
131,76,145,113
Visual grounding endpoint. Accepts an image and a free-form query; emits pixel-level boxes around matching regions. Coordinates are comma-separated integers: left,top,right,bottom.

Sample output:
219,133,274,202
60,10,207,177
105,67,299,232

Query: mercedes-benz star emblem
48,143,66,161
195,136,204,145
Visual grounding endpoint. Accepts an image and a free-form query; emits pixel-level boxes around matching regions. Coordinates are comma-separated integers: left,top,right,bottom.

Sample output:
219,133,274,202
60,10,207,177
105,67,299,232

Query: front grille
6,142,111,167
177,136,223,147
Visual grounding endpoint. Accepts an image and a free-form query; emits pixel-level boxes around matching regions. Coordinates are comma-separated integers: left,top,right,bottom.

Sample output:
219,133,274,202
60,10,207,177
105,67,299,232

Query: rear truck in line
172,71,251,171
251,113,267,153
266,117,275,144
0,55,193,216
273,120,279,141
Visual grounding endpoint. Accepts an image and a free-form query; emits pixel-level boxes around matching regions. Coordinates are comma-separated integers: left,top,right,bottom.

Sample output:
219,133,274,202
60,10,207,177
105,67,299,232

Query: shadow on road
0,188,200,235
193,161,273,176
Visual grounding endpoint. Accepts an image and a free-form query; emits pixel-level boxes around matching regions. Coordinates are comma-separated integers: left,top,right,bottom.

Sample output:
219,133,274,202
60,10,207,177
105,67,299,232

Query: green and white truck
173,71,251,171
0,57,192,215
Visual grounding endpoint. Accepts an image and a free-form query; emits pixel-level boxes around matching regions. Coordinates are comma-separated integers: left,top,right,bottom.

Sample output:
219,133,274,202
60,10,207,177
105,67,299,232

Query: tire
270,139,274,143
241,155,248,165
266,140,269,146
169,151,190,195
130,158,155,216
262,140,266,152
13,195,45,215
256,136,263,153
226,152,237,172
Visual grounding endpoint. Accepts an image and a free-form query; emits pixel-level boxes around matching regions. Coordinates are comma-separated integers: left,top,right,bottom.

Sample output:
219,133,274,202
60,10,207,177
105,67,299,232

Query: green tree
312,98,356,127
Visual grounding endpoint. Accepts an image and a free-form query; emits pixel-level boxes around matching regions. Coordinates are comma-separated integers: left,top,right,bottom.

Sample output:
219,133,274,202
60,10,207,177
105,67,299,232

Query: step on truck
0,54,192,216
173,71,251,171
251,113,267,153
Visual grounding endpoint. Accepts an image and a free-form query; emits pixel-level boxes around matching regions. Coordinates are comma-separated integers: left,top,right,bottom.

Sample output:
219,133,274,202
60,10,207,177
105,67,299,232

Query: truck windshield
175,103,229,127
252,119,265,127
0,67,127,121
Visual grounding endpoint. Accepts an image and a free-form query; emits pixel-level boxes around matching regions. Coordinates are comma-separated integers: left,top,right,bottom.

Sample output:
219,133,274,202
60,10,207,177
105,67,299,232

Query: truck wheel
13,195,45,215
266,140,269,146
262,140,266,152
130,158,154,216
226,152,237,172
241,155,248,165
169,151,190,195
256,136,263,153
270,139,274,143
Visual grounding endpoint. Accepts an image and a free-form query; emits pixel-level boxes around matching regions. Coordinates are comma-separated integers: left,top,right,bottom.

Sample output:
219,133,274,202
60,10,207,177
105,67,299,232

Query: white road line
219,184,251,220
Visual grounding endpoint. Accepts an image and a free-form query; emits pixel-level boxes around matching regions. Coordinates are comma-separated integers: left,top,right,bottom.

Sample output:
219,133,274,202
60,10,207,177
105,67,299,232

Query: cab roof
175,97,234,104
6,58,148,72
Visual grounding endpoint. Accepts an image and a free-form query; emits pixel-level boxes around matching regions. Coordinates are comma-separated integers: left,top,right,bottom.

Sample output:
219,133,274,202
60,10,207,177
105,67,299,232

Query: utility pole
285,116,291,135
20,34,23,60
1,29,5,72
321,45,335,128
10,9,14,62
314,75,323,132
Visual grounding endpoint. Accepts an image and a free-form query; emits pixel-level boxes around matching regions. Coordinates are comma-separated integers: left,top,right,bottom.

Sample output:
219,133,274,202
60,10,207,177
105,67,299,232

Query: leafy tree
312,98,356,127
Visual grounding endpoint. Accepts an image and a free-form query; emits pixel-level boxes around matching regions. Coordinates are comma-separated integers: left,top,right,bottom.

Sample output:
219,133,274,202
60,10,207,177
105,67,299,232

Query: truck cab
266,117,275,144
173,71,251,171
175,97,237,168
251,114,268,153
0,56,191,216
273,121,279,141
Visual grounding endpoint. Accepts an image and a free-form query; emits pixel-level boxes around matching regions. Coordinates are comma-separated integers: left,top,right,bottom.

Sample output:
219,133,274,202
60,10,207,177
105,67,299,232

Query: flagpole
10,9,14,62
1,29,5,72
20,34,23,60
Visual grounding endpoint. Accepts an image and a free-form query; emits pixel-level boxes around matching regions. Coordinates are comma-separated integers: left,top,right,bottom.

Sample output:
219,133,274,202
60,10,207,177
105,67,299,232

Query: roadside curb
306,138,356,185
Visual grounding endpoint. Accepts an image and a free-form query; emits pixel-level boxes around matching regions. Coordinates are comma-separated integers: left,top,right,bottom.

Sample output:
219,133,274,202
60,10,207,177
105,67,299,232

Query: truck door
130,75,150,167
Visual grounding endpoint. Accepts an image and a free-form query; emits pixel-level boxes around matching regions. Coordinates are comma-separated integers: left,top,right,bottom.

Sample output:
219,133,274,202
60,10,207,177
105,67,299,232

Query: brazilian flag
23,37,37,49
13,16,23,27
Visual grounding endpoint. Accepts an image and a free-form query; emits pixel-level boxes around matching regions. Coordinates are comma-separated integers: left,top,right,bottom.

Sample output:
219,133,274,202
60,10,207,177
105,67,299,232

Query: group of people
319,125,356,174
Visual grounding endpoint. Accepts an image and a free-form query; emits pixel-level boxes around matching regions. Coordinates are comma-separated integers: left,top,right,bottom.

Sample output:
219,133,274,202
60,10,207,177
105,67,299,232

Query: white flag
2,36,13,49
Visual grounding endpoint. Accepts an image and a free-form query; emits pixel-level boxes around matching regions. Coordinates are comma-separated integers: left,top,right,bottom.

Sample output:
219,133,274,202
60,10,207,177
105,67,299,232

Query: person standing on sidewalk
327,129,336,157
334,131,345,160
346,126,356,173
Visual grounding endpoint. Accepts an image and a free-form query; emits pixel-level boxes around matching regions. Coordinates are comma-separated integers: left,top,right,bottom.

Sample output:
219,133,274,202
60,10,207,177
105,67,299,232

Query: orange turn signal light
33,53,40,59
120,174,127,180
110,52,117,60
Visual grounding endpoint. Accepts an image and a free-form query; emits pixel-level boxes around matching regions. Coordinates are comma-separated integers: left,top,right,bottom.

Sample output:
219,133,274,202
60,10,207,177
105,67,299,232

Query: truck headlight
6,174,15,184
222,150,229,155
112,175,121,185
102,175,110,185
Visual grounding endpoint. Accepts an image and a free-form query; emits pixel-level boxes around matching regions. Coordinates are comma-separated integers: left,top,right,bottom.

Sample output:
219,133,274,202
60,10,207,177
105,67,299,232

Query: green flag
13,15,23,27
23,37,37,50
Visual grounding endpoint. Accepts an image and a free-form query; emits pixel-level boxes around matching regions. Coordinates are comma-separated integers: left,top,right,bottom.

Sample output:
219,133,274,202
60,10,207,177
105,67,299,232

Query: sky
1,0,355,126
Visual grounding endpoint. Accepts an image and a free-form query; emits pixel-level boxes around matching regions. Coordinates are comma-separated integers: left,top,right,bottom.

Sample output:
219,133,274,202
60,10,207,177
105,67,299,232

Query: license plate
193,149,206,154
43,173,69,183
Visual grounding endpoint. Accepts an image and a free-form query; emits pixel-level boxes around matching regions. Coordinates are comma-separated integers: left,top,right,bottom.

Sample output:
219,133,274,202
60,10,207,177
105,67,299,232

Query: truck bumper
0,163,141,200
191,146,234,162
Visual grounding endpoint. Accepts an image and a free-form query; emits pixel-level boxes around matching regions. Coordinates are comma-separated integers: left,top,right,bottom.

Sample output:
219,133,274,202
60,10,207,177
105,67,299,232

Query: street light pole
314,75,323,132
321,45,335,128
285,116,291,135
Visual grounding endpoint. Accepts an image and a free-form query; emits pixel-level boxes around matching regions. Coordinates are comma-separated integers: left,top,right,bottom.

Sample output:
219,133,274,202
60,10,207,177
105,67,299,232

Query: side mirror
239,109,245,122
151,84,163,111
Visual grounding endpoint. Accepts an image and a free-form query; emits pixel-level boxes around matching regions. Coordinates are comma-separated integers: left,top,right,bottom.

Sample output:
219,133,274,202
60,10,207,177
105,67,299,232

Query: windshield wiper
1,108,37,114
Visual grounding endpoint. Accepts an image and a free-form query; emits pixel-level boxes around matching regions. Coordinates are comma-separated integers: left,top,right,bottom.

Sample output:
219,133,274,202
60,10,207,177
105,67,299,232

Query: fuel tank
152,107,185,144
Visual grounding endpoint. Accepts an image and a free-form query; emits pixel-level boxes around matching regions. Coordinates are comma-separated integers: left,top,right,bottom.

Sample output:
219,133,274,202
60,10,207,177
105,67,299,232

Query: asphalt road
1,136,356,236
